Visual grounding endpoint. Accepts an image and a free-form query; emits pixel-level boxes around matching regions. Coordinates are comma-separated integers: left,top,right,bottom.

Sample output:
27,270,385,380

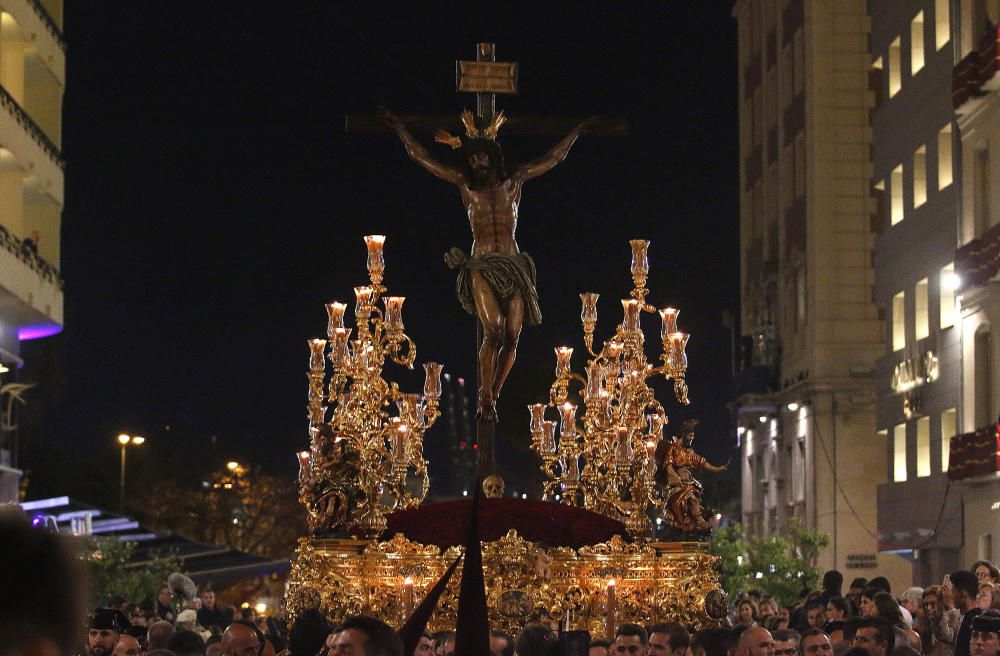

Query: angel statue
654,419,727,535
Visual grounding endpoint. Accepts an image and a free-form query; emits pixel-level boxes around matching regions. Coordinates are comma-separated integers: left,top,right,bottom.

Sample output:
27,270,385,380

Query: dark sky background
22,4,740,506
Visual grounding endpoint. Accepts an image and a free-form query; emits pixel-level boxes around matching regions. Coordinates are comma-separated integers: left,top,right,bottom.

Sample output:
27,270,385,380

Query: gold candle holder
555,346,574,377
541,420,557,453
384,296,405,333
528,403,546,434
308,339,327,371
584,363,604,401
615,426,631,463
659,307,679,342
622,299,641,333
580,292,599,352
422,362,443,399
629,239,650,294
668,332,690,371
559,402,577,438
331,328,352,365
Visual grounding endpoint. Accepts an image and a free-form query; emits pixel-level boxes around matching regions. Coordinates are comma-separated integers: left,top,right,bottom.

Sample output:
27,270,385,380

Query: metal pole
119,444,126,515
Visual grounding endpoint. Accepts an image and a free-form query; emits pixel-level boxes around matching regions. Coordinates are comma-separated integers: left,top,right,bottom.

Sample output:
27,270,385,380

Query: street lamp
118,433,145,514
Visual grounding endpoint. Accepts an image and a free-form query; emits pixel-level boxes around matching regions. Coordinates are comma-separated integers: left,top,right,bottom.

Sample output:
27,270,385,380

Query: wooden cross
345,43,627,482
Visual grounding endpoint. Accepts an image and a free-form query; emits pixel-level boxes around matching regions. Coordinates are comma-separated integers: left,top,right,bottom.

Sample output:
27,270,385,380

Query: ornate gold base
285,530,723,637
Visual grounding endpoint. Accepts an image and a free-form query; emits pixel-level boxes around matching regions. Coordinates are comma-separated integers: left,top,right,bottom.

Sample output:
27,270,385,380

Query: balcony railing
955,219,1000,288
0,84,64,170
25,0,65,51
953,23,1000,109
0,223,64,289
947,424,1000,482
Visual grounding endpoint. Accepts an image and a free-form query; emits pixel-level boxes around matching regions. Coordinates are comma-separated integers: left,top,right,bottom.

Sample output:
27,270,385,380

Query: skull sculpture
482,474,505,498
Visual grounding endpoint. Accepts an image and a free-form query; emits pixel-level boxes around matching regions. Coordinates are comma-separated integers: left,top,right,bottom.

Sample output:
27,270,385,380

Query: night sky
22,4,739,503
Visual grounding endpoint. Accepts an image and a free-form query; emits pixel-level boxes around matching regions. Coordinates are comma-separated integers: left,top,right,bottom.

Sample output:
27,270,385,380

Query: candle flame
608,579,616,587
404,576,413,585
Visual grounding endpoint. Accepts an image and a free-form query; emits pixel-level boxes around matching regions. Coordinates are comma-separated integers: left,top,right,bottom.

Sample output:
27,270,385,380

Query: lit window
911,12,925,74
916,278,929,339
917,416,930,477
894,423,908,482
939,124,953,189
893,291,906,351
941,408,956,472
914,145,927,208
889,37,902,96
940,263,957,329
936,0,950,50
891,164,904,224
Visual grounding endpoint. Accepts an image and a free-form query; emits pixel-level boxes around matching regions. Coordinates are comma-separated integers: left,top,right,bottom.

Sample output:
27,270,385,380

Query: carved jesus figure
381,108,596,422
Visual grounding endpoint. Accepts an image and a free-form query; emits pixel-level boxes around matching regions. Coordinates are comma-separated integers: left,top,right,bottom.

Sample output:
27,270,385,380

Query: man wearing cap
972,611,1000,656
89,609,131,656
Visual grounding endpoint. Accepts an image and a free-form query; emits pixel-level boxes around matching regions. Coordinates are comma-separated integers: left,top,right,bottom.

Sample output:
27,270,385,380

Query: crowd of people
6,510,1000,656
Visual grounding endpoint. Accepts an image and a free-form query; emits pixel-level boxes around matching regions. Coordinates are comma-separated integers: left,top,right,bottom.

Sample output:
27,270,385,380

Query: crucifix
348,44,625,481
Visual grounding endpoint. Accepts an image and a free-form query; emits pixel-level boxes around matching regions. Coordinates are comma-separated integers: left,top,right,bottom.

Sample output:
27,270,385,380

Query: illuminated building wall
870,0,971,586
0,0,64,497
734,0,910,586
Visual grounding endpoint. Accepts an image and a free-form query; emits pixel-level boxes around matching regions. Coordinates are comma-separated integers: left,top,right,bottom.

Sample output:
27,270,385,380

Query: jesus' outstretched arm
514,116,602,181
378,107,465,186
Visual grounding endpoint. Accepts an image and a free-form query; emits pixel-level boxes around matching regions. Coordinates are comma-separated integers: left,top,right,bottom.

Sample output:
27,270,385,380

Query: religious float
284,235,728,637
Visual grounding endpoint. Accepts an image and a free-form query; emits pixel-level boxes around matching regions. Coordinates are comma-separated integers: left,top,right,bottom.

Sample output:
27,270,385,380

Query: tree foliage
84,538,180,608
133,463,304,558
708,519,830,606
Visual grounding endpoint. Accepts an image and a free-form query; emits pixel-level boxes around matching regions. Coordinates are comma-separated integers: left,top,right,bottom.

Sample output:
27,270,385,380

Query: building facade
0,0,64,500
734,0,909,583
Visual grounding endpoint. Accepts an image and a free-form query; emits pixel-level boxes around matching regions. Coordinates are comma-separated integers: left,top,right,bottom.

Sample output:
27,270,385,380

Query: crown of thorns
433,109,506,149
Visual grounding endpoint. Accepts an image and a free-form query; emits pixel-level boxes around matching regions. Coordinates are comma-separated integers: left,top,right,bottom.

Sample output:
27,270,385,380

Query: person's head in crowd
826,597,850,623
0,511,88,656
804,603,826,630
781,608,794,627
736,626,775,656
853,617,894,656
850,580,869,595
113,635,143,656
799,630,832,656
898,588,923,615
979,584,1000,612
972,610,1000,656
759,597,780,619
771,629,800,656
738,600,760,626
871,593,903,626
749,591,764,603
869,579,891,595
974,562,1000,586
412,631,434,656
329,616,401,656
431,631,453,656
90,609,132,656
824,572,845,596
158,587,174,609
176,611,199,632
614,624,648,656
221,625,260,656
952,570,982,611
200,588,217,610
763,617,785,633
148,623,177,651
691,628,735,656
922,587,942,616
489,631,514,656
514,625,554,656
166,631,205,656
589,639,612,656
648,623,689,656
859,590,879,619
288,608,329,656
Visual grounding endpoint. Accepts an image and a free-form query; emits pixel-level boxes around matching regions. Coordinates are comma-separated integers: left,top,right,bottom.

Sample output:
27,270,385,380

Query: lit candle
659,307,679,342
364,235,386,277
383,296,405,331
296,450,310,482
629,239,650,279
528,403,546,434
331,328,352,365
606,340,624,359
645,440,657,476
606,579,617,639
560,402,577,437
403,576,414,617
393,424,410,463
668,332,690,369
354,286,373,306
308,339,327,371
326,301,347,335
554,346,573,377
541,420,557,453
622,299,641,333
423,362,443,399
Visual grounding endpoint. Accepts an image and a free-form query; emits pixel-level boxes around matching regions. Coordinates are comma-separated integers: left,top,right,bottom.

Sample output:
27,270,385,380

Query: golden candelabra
298,235,443,537
529,239,690,538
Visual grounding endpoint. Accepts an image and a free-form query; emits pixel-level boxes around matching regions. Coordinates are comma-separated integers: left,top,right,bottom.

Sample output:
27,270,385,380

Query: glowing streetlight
117,434,145,514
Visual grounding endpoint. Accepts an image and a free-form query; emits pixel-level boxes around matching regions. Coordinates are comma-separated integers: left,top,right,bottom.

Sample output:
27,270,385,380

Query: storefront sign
846,554,878,569
891,351,939,393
